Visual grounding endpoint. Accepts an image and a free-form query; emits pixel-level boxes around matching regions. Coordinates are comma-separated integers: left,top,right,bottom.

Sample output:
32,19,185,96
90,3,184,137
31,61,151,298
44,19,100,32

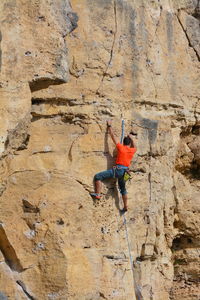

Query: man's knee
94,169,113,182
121,189,127,196
94,173,102,181
118,182,127,195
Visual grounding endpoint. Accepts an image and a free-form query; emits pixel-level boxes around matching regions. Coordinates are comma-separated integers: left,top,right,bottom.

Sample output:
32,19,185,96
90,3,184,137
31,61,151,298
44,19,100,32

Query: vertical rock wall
0,0,199,299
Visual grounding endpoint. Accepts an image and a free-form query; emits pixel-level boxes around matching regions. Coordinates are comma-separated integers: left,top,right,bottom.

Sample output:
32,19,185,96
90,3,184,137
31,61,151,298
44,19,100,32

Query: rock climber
91,120,136,213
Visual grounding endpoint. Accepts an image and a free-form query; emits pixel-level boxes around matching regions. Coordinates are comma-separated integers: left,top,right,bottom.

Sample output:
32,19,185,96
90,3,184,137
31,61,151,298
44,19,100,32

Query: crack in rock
22,199,40,214
0,224,24,272
16,280,36,300
97,0,118,93
75,179,91,193
29,78,66,93
176,12,200,62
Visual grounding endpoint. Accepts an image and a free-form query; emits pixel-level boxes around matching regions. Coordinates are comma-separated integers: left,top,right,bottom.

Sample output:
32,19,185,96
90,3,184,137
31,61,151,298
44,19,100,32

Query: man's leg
118,176,128,211
92,168,114,198
95,180,101,194
122,194,128,211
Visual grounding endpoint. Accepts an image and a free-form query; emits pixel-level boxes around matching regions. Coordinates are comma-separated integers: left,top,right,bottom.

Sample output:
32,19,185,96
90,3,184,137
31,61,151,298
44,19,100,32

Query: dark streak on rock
32,98,76,106
16,281,36,300
192,0,200,20
97,0,118,92
22,199,40,214
166,12,174,53
67,11,79,34
127,5,139,98
17,134,30,151
103,254,125,260
0,224,24,272
0,292,8,300
29,78,66,93
141,118,158,145
176,12,200,62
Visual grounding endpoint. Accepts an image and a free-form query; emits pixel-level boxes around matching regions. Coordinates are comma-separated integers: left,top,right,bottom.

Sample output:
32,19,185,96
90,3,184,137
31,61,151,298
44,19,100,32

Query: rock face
0,0,199,299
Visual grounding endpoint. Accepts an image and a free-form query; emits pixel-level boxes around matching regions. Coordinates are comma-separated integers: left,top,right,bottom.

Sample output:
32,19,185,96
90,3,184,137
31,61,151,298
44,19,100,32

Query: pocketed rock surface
0,0,199,299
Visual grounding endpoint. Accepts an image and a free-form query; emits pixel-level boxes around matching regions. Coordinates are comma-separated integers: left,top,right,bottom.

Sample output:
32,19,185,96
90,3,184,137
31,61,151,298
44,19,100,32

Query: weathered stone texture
0,0,199,299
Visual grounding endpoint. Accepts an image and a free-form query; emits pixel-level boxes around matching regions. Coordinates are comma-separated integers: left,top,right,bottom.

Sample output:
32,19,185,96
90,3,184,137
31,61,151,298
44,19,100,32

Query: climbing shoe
120,207,128,214
90,193,101,200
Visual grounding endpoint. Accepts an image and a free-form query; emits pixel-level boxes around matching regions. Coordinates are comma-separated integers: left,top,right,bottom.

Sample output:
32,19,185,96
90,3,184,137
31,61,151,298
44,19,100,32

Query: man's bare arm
107,121,118,145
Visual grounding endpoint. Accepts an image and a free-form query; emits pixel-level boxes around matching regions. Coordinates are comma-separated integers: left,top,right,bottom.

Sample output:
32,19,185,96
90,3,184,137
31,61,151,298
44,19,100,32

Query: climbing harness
113,165,132,182
113,165,128,179
120,119,143,300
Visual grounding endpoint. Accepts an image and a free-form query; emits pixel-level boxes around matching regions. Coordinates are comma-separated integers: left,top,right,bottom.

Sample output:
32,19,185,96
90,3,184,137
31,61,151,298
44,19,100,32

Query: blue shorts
94,165,128,195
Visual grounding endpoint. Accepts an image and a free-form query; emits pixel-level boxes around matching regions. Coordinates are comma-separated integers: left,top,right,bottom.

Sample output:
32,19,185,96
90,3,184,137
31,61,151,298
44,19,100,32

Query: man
91,120,136,212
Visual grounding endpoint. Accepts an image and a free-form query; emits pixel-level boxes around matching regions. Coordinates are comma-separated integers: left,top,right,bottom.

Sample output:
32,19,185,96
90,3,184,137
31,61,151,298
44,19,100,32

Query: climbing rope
120,119,142,300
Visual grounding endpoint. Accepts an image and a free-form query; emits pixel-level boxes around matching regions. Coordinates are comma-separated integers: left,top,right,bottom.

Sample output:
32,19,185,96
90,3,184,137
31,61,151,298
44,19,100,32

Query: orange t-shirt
116,143,136,167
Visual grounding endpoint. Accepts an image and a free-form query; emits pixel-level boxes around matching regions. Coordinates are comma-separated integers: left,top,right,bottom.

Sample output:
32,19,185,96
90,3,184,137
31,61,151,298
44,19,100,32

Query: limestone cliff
0,0,199,299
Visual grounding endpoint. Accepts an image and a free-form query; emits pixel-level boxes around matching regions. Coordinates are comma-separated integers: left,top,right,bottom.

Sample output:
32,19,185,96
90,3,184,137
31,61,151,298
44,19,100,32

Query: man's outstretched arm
107,120,118,145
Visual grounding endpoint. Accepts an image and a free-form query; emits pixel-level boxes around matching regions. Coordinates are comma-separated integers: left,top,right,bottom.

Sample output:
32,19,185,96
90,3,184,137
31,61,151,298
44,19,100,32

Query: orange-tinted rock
0,0,199,299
